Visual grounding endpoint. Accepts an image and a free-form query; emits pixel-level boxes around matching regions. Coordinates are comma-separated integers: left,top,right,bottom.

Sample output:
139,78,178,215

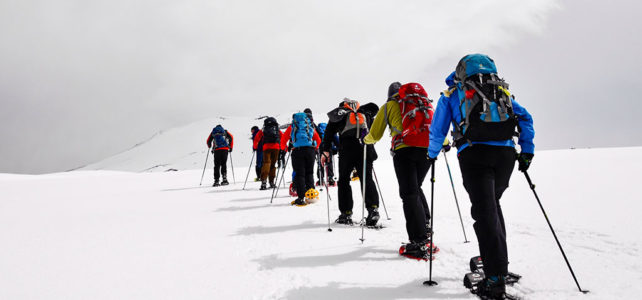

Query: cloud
0,0,560,173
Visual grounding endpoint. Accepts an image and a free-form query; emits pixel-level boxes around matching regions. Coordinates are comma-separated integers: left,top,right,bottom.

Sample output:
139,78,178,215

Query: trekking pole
523,171,589,294
442,151,469,243
199,148,211,186
242,151,256,190
229,152,236,184
372,167,391,220
359,144,367,243
423,160,437,286
271,151,291,203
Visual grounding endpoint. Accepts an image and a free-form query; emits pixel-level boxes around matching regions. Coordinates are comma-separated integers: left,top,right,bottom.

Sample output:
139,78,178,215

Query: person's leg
393,148,427,243
268,149,279,185
458,146,507,277
327,155,335,183
413,148,431,225
291,149,307,198
355,156,379,209
255,150,263,179
260,150,272,183
337,149,356,214
213,151,222,181
218,150,228,180
303,148,316,191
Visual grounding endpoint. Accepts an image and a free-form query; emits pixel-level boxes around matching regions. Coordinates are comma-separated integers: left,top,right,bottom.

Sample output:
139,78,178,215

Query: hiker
251,126,264,182
363,82,435,257
253,117,283,190
280,112,322,206
428,54,535,299
321,99,379,225
206,124,234,186
316,122,338,186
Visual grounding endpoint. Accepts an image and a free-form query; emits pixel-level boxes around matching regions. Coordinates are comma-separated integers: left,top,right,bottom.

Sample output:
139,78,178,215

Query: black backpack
262,117,280,144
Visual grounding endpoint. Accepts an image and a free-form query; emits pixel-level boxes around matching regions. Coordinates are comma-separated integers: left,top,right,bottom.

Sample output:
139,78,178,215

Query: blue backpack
317,123,327,139
291,113,315,148
452,54,518,147
211,125,229,148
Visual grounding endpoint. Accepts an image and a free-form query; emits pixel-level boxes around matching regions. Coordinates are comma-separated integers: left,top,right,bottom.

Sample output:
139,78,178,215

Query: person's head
388,82,402,98
303,108,313,121
251,126,259,133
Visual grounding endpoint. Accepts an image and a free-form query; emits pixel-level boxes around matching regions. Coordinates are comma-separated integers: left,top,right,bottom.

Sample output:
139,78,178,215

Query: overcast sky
1,0,640,174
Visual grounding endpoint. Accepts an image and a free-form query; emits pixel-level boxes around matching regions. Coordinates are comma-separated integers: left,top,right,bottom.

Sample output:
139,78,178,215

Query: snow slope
2,145,640,299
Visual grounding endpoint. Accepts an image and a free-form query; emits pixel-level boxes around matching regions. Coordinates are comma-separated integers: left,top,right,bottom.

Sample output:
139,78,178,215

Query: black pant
316,154,335,184
337,141,378,214
213,149,228,181
255,150,263,179
392,147,431,243
291,147,316,199
458,145,516,276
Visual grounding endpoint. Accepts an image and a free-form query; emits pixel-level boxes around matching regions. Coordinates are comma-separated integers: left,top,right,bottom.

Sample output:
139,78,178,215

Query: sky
1,0,640,174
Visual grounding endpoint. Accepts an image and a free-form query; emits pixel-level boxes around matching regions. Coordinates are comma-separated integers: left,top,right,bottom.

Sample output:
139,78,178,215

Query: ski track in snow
3,116,641,299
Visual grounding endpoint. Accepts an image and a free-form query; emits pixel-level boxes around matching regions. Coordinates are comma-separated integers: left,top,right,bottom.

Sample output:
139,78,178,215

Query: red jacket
252,130,282,151
280,125,321,150
206,131,234,151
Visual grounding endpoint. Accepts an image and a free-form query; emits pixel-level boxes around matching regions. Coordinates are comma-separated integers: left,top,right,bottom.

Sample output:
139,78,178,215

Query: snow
2,117,641,299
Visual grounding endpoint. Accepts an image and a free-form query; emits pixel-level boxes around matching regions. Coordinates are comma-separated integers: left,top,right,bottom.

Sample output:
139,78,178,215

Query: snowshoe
213,181,220,187
260,182,268,190
327,179,336,187
304,188,319,204
291,198,307,207
315,180,321,186
466,275,521,300
399,241,439,261
288,183,297,197
335,212,353,225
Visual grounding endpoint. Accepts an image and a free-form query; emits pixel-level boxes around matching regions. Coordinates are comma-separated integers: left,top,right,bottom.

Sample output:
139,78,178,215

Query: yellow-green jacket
363,100,412,151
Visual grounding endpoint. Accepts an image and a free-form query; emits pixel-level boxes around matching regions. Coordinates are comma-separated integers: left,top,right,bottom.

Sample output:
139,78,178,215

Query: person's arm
363,102,388,145
512,99,535,154
206,134,213,148
428,93,454,158
280,126,292,150
226,131,234,151
253,131,263,150
321,121,341,153
313,130,322,150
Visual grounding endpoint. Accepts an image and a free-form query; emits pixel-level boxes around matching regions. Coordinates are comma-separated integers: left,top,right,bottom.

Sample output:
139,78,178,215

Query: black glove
442,143,451,153
427,155,437,166
517,153,534,172
228,148,233,153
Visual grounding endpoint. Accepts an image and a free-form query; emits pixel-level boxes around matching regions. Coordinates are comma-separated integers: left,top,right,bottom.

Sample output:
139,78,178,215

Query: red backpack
392,83,434,148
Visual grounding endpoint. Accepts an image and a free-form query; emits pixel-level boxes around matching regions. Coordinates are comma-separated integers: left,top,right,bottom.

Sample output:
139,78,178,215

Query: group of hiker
204,54,535,299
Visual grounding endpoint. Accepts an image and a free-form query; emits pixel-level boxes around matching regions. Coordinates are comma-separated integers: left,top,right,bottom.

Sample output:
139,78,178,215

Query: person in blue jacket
427,54,535,299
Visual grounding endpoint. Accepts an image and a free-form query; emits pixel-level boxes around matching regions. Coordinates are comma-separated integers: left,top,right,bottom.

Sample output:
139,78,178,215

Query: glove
228,148,233,153
427,154,437,166
321,151,330,166
287,143,293,152
442,143,451,153
517,153,534,172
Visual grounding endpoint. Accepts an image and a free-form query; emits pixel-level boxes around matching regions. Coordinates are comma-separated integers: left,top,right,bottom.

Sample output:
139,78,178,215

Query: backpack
262,117,281,144
339,99,367,139
391,83,434,149
291,112,315,148
317,123,327,139
452,54,518,147
211,125,229,148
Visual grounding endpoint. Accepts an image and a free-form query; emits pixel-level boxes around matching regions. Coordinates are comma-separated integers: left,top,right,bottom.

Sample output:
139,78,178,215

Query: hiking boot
260,182,268,190
327,179,336,186
221,178,229,186
213,180,220,187
400,241,428,259
474,275,506,299
315,180,321,186
269,181,276,189
254,177,260,182
291,197,307,206
366,207,380,226
335,212,353,225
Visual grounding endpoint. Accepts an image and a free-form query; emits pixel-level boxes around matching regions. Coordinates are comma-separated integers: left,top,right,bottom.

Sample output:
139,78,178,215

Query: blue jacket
428,71,535,158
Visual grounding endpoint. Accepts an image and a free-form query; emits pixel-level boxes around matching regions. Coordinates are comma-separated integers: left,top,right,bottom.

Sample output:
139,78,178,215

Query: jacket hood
445,71,456,87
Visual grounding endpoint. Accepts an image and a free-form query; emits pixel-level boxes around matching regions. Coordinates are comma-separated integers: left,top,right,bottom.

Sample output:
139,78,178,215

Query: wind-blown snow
2,140,640,298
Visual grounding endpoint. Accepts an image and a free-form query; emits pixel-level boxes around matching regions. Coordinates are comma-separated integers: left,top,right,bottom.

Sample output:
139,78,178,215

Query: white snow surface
2,117,641,299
